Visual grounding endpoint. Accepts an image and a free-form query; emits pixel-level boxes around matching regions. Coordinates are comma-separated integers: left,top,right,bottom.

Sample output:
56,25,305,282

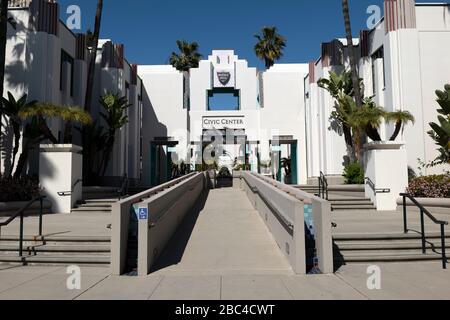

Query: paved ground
0,262,449,300
0,211,111,237
1,187,449,300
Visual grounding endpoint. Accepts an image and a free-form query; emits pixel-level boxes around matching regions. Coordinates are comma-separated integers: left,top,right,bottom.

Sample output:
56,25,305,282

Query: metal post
39,197,43,236
403,195,408,234
420,210,426,254
19,212,24,257
441,224,447,270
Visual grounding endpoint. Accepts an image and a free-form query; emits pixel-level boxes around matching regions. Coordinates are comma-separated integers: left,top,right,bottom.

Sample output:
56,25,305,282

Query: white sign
203,116,246,130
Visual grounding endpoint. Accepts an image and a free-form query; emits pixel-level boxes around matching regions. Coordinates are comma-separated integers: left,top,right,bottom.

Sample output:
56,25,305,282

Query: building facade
305,0,450,180
2,0,143,181
2,0,449,190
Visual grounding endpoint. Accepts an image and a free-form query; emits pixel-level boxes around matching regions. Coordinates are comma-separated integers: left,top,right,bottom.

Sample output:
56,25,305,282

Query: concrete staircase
72,186,150,214
72,199,116,214
330,198,376,212
0,236,111,266
294,185,376,212
334,232,450,264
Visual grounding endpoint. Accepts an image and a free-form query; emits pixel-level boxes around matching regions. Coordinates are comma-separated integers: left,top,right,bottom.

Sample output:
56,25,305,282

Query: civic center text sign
202,116,246,130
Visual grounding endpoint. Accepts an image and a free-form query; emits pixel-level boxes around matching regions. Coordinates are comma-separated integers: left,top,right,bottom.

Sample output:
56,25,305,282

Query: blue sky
58,0,439,69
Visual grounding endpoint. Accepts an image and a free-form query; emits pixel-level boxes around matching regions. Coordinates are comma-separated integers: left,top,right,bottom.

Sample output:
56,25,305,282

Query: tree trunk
63,120,73,144
343,124,356,163
84,0,103,112
8,120,21,177
0,0,7,102
341,0,363,108
342,0,366,160
389,120,402,141
366,125,382,142
0,1,8,142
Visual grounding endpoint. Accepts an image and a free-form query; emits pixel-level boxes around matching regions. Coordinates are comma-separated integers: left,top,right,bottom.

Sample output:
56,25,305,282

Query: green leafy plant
254,26,286,69
427,85,450,167
343,162,364,185
0,92,37,177
98,92,131,176
169,40,202,72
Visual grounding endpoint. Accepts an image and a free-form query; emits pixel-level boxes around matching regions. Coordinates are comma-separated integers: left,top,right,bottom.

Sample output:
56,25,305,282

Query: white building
2,0,448,191
305,0,450,181
2,0,143,182
139,50,309,186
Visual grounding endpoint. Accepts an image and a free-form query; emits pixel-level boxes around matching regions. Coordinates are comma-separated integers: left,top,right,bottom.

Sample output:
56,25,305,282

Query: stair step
330,200,373,205
0,236,111,243
0,244,110,253
0,254,110,265
334,252,447,263
333,233,450,241
71,207,112,212
335,241,450,251
332,205,377,210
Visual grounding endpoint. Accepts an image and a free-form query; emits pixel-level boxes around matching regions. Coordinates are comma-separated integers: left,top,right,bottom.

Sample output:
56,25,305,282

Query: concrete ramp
152,188,293,276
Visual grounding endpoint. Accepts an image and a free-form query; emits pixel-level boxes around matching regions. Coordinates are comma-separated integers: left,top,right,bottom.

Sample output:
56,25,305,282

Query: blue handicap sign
139,208,148,220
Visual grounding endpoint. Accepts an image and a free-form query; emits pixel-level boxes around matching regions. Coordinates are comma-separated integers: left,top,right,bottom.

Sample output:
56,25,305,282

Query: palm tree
98,92,131,176
254,27,286,69
169,40,202,72
341,0,363,108
0,92,37,177
84,0,104,112
386,110,415,141
318,70,364,162
13,103,92,178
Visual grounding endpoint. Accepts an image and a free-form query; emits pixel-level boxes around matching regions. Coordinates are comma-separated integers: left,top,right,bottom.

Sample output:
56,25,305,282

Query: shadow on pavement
150,190,210,273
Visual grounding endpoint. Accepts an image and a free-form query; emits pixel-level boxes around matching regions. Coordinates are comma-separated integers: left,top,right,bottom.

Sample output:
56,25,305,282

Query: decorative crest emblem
217,72,231,86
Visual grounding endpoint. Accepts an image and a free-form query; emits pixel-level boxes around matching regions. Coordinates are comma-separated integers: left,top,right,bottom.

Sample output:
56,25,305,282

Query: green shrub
343,163,365,185
407,175,450,198
0,175,41,202
218,167,232,178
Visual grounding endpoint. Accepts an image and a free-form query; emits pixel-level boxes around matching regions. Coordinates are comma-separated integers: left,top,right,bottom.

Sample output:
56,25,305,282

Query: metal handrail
400,193,448,269
365,177,390,194
0,195,46,257
57,179,83,197
118,174,129,200
318,172,329,200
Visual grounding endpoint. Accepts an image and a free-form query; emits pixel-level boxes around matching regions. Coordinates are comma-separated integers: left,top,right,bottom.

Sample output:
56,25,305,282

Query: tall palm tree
169,40,202,72
341,0,363,108
84,0,104,112
254,27,286,69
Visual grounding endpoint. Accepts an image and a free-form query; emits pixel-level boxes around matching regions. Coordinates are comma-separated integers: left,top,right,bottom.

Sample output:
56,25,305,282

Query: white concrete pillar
363,142,408,211
39,144,83,214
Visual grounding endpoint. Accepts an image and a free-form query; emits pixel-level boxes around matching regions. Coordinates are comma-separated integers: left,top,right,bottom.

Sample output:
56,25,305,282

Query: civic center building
2,0,449,188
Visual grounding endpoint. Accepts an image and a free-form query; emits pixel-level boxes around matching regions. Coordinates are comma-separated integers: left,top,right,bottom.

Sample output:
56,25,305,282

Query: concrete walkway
1,186,450,300
151,187,293,276
0,262,449,300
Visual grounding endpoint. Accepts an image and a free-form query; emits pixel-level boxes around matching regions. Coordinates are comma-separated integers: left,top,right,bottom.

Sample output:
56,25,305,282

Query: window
207,88,240,111
60,50,74,96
